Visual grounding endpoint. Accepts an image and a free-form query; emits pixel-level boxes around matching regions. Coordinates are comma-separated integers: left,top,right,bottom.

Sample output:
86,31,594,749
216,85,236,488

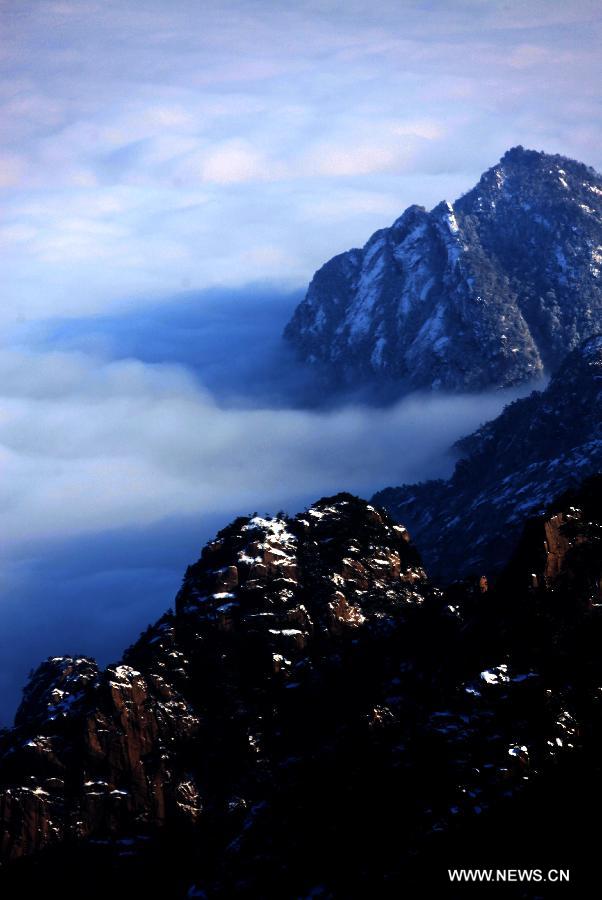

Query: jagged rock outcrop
498,476,602,609
374,334,602,582
0,654,200,861
285,146,602,393
2,485,602,897
0,497,430,879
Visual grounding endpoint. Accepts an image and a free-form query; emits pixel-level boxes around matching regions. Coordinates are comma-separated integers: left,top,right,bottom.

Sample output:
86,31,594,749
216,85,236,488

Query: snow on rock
2,484,602,892
480,665,510,685
285,147,602,394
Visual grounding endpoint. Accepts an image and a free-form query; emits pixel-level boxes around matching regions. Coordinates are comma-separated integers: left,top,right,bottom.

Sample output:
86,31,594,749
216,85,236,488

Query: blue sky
0,0,601,722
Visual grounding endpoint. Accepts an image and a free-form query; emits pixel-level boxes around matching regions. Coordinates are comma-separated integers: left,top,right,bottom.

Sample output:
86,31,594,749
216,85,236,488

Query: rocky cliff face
0,497,430,889
2,484,602,896
374,334,602,582
285,147,602,393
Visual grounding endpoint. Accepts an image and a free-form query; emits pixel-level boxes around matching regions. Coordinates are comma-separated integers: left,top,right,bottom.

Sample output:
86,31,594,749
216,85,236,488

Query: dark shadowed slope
374,334,602,582
286,147,602,394
1,483,602,896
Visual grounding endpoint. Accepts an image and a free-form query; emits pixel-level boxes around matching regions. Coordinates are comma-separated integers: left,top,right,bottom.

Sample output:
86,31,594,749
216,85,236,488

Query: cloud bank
1,344,535,546
0,343,536,725
1,0,602,324
0,0,594,723
0,285,543,724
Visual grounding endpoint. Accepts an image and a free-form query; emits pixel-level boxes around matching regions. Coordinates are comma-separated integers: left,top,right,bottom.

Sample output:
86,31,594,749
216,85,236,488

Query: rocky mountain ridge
285,146,602,393
0,496,430,890
1,483,602,896
374,333,602,582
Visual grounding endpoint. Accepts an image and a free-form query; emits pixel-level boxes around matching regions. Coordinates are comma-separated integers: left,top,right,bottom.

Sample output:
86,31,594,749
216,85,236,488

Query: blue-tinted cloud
17,285,319,408
0,0,595,722
0,514,214,726
1,0,601,324
0,283,544,723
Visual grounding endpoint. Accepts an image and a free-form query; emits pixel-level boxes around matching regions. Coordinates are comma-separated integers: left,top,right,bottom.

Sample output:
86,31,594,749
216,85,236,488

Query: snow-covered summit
285,147,602,394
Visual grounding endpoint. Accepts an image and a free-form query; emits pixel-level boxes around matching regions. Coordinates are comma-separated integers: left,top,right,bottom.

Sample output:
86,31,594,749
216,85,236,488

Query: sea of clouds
1,0,597,722
0,287,542,723
2,0,601,325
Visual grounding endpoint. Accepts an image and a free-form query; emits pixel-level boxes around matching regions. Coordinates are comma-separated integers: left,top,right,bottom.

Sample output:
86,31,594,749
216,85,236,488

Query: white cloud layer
0,295,545,724
0,0,598,723
1,0,601,324
0,345,533,545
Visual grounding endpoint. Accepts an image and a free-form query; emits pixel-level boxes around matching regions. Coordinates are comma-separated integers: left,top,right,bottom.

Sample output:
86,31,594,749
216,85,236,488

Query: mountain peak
474,145,602,193
498,144,540,167
3,478,602,894
498,144,600,174
0,492,430,873
285,148,602,394
500,144,544,165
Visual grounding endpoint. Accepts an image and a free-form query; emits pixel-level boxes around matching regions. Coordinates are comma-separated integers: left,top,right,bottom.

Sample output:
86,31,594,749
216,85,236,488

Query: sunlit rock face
285,147,602,393
375,334,602,582
1,483,602,896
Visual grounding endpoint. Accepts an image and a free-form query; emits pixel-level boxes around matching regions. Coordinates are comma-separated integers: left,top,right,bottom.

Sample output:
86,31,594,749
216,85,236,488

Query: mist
0,285,544,725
